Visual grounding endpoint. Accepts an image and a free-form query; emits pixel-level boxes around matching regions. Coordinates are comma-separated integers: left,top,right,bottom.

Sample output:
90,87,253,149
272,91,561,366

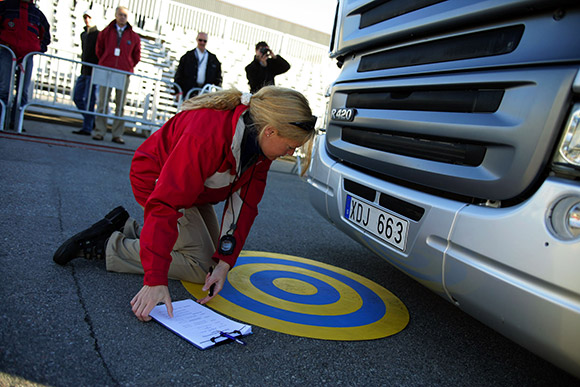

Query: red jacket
0,0,51,60
130,105,272,286
96,20,140,72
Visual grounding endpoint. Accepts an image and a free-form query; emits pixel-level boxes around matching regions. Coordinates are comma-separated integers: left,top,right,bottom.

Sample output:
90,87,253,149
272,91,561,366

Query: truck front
308,0,580,377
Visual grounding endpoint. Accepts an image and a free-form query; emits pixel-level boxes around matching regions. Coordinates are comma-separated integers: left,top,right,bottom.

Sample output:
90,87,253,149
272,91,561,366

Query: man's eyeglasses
289,116,317,132
197,39,207,43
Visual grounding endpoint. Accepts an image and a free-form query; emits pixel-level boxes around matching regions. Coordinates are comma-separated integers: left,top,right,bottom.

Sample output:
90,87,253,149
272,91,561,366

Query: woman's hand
130,285,173,322
197,260,231,304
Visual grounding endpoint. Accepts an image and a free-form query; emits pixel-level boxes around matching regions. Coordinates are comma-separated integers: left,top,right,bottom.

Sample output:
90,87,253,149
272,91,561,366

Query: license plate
344,195,409,251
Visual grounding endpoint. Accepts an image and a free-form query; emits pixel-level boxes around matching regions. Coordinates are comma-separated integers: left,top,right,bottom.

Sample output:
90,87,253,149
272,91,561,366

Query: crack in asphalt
71,265,120,386
56,187,119,386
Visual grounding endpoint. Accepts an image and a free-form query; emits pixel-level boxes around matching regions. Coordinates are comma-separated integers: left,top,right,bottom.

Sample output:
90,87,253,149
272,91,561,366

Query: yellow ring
183,251,409,341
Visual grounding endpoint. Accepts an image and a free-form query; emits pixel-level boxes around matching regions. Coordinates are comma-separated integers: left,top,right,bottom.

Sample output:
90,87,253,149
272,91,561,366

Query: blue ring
250,270,340,305
221,256,386,327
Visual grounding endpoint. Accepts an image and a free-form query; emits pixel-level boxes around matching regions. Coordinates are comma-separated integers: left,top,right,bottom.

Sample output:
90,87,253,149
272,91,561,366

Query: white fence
4,0,339,133
10,51,182,135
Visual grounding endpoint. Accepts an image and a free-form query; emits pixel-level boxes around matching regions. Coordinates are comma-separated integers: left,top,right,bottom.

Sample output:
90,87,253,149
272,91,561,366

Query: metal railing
11,51,184,135
0,44,17,130
183,84,223,101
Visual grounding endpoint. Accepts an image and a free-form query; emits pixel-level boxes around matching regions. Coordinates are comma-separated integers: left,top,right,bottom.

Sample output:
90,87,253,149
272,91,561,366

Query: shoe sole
53,207,129,265
53,218,116,265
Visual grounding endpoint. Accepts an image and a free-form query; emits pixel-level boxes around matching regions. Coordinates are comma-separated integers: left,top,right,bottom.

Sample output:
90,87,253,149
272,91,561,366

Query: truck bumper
307,135,580,377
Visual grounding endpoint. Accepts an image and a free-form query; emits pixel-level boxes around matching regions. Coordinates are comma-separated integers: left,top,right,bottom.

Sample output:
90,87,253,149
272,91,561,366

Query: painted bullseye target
182,251,409,340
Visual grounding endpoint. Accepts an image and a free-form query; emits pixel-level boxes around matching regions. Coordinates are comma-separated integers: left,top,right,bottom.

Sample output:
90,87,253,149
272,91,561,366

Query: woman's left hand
197,260,231,304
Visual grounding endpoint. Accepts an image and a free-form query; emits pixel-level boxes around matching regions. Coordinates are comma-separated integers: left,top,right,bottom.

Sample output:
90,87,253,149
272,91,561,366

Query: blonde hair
180,86,316,175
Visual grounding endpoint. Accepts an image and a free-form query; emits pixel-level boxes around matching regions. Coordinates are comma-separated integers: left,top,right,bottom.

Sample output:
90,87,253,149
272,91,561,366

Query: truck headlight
558,104,580,166
549,196,580,240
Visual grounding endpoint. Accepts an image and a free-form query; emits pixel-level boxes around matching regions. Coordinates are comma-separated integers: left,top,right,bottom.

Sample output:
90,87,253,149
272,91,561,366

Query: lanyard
196,50,207,67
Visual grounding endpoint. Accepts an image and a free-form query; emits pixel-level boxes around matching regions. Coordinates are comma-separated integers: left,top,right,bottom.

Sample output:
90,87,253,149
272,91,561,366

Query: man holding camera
245,41,290,93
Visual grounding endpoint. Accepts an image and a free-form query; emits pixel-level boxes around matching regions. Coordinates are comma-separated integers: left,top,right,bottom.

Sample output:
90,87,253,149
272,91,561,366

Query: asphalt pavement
1,117,578,386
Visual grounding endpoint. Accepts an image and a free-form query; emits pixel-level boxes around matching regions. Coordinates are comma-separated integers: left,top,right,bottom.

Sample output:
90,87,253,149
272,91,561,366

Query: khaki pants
94,76,129,139
105,204,220,284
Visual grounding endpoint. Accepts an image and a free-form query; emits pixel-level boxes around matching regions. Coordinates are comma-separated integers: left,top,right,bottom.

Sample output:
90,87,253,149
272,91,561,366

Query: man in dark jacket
72,9,99,135
245,41,290,94
174,32,222,99
0,0,50,128
92,5,141,144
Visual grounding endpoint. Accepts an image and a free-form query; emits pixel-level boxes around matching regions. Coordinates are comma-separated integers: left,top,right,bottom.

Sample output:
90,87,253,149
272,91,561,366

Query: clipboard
149,299,252,350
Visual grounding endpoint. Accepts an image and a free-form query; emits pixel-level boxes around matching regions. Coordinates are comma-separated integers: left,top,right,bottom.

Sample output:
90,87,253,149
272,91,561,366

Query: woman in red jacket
53,86,316,321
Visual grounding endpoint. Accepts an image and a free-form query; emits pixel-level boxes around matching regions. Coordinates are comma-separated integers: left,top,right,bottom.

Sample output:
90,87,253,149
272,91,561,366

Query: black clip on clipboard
210,330,247,346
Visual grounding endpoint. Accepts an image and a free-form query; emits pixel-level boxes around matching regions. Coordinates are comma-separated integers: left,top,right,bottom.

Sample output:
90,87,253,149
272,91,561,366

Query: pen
220,331,246,345
208,266,216,297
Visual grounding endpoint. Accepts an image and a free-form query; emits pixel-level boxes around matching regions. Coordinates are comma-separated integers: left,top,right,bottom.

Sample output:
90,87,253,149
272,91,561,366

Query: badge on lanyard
114,48,121,56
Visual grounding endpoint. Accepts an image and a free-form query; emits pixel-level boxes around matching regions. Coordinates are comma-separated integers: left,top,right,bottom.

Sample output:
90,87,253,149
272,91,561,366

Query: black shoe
53,206,129,265
72,130,91,136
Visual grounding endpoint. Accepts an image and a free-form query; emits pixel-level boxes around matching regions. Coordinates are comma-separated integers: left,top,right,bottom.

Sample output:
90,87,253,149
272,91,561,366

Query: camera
259,47,270,55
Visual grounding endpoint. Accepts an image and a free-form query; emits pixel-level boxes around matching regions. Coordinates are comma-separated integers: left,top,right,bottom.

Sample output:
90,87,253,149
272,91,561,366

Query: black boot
53,206,129,265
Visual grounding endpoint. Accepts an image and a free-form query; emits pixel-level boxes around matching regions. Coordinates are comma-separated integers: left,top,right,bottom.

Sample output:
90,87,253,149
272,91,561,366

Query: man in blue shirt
174,32,222,99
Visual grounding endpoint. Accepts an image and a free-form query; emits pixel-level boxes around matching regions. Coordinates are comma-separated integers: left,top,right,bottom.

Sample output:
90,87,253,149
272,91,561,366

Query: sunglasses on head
198,39,207,43
289,115,317,132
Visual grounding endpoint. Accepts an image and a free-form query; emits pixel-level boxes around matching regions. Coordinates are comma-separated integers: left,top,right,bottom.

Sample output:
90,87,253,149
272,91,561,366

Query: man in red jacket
0,0,51,128
92,5,140,144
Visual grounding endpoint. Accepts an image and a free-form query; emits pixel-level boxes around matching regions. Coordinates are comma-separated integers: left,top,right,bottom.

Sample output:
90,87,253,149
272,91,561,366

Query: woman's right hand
130,285,173,322
197,260,231,304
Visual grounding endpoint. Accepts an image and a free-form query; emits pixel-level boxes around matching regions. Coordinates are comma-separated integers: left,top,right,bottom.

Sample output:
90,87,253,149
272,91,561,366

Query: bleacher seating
36,0,339,126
